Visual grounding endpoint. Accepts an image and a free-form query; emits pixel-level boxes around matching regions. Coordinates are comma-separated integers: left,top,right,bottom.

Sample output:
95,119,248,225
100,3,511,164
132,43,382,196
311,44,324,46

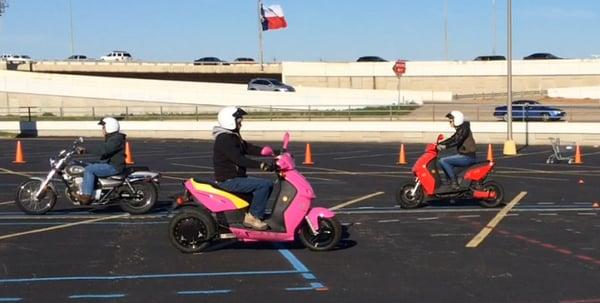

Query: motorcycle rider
212,106,276,231
75,117,126,204
437,110,477,189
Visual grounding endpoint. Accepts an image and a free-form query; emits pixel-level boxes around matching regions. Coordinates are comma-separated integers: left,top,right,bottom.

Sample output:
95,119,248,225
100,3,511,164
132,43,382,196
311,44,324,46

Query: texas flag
261,4,287,31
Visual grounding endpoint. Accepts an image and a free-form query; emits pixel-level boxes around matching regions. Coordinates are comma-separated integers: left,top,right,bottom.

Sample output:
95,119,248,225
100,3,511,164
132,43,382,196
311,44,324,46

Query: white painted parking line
417,217,439,221
538,213,558,216
0,168,31,178
329,192,385,211
494,174,568,181
537,202,555,205
466,191,528,248
457,215,481,218
0,201,14,206
171,163,214,170
0,214,129,241
378,219,400,223
162,175,187,181
334,153,396,160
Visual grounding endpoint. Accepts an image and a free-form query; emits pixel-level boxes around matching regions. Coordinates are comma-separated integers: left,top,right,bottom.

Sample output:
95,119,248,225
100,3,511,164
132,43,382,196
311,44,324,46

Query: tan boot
76,193,93,205
243,213,268,231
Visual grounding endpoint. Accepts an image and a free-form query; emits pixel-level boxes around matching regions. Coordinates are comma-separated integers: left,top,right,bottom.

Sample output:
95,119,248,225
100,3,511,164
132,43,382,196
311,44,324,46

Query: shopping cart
546,137,575,164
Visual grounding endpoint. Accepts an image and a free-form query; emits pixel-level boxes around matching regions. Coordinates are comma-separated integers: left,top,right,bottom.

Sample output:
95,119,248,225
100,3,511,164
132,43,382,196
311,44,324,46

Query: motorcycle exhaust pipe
473,190,497,199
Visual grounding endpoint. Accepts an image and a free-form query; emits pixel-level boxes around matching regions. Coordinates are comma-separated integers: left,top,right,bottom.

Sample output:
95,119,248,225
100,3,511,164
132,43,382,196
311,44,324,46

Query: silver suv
247,78,295,92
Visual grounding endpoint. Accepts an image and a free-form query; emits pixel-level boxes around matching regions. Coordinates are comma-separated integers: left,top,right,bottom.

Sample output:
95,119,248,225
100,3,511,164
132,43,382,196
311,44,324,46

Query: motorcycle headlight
49,158,57,167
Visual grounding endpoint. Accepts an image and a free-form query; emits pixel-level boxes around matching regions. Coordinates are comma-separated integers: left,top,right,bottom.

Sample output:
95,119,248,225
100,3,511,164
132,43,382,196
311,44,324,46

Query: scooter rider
437,110,477,189
212,106,276,231
75,117,126,204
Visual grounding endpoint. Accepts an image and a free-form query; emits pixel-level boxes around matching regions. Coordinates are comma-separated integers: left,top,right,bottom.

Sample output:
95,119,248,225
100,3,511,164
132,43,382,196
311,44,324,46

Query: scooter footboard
305,207,335,233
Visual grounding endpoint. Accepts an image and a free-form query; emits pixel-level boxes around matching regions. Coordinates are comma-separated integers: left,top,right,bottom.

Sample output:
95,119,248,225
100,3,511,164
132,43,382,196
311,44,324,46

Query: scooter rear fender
305,207,335,234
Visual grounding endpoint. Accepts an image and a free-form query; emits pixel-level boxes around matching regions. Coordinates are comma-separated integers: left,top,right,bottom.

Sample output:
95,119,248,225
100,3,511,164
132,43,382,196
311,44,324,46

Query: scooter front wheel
15,179,57,215
396,181,424,209
169,207,216,253
299,217,341,251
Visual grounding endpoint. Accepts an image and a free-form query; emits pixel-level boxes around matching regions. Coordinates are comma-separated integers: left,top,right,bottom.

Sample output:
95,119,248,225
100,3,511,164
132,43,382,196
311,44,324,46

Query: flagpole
257,0,264,71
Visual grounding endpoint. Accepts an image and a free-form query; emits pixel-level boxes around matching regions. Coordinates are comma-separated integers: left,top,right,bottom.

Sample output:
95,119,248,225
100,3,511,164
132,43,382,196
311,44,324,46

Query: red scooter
396,134,504,208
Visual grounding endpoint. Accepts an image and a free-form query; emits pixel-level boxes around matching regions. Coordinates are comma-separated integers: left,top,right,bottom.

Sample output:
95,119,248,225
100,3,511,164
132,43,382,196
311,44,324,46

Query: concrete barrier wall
548,86,600,99
2,120,600,146
0,70,455,108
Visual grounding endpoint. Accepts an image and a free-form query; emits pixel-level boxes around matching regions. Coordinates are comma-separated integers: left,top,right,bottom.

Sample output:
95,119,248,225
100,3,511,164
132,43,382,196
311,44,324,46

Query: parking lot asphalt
0,137,599,302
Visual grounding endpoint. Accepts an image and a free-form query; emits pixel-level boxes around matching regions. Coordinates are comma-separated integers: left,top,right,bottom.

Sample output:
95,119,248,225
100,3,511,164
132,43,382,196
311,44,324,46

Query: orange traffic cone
302,143,314,165
487,144,494,162
574,144,583,164
125,142,134,165
592,202,600,208
396,144,407,165
12,140,26,164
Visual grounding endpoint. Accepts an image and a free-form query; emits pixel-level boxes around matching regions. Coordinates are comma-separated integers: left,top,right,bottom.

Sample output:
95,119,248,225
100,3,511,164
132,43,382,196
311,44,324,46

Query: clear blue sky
0,0,598,62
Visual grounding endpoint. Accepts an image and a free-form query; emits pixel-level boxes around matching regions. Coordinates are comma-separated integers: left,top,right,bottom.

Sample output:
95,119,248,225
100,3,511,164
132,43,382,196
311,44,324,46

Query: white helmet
217,106,247,130
98,117,120,134
446,110,464,126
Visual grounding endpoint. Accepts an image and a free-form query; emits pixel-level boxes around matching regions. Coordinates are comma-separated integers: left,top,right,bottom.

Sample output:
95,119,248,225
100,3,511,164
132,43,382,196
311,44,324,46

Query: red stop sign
393,60,406,76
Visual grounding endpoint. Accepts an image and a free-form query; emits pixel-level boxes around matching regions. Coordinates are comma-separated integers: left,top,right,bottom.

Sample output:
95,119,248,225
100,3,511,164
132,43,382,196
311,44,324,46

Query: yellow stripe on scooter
189,179,249,209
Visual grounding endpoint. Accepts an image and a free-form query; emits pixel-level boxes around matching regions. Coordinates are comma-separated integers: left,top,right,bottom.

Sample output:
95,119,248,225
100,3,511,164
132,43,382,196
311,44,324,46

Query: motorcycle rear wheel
169,208,216,253
119,181,157,215
396,181,424,209
15,179,57,215
477,180,505,208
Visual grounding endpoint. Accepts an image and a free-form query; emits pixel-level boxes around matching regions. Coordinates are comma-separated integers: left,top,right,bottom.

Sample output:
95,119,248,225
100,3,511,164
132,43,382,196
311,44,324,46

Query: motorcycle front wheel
15,179,57,215
396,181,424,209
119,181,157,215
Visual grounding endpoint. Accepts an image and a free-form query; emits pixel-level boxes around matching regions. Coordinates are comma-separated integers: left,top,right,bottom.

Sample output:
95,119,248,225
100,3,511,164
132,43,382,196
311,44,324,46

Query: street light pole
492,0,496,55
443,0,448,60
68,0,75,55
503,0,517,155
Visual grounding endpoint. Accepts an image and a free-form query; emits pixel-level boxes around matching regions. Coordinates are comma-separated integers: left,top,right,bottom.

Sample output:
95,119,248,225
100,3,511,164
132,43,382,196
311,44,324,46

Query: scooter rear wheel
477,180,505,208
396,182,424,209
169,208,216,253
298,217,341,251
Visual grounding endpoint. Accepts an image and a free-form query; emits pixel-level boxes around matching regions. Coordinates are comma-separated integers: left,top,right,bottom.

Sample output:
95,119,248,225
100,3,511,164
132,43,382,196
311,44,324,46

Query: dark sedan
493,100,566,121
193,57,229,65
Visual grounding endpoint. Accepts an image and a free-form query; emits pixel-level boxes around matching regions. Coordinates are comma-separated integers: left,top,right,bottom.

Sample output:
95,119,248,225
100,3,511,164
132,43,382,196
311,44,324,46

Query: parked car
356,56,387,62
523,53,561,60
233,57,255,63
1,54,32,64
247,78,295,92
100,51,132,62
66,55,88,61
193,57,229,65
493,100,566,121
474,55,506,61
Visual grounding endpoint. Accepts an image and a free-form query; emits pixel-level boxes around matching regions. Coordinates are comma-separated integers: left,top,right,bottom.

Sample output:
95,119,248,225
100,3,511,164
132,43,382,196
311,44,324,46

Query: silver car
247,78,295,92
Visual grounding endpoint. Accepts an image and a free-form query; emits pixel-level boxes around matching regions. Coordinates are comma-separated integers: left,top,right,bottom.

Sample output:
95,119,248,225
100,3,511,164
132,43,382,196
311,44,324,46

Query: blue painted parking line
286,282,326,291
69,294,126,299
177,290,231,295
277,248,328,291
302,273,316,280
277,249,309,272
0,298,22,302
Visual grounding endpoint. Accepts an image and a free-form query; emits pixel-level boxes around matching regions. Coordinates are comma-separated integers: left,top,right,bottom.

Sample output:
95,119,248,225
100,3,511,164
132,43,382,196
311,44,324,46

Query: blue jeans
438,154,477,181
218,176,273,219
82,163,118,196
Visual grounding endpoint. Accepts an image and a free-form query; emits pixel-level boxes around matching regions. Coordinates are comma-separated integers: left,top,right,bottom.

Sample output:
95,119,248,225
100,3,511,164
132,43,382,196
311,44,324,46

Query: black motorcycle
15,138,161,215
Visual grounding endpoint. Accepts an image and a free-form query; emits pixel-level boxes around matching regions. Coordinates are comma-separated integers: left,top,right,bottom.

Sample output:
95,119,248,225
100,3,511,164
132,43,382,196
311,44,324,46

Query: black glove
274,148,284,156
76,146,87,154
436,144,446,152
260,160,277,172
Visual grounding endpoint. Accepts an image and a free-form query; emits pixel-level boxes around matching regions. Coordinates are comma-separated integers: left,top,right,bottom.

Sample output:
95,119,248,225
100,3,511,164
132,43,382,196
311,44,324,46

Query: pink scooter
168,132,341,253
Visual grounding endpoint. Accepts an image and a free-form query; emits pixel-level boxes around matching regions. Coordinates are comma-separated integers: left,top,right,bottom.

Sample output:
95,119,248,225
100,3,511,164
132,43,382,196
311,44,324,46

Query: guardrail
1,103,600,122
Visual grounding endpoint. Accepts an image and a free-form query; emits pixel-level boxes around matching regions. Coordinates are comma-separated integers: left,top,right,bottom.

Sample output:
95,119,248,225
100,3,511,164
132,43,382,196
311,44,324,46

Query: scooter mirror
437,134,444,142
78,137,84,143
283,132,290,150
260,146,274,156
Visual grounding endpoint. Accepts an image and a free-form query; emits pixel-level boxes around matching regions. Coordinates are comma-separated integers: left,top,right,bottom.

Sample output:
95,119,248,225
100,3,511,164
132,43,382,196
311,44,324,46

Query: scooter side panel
463,162,494,181
184,180,249,212
306,207,335,233
413,150,438,195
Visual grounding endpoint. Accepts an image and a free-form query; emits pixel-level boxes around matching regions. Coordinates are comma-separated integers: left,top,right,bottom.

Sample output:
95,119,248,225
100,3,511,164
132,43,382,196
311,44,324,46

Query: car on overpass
493,100,566,121
356,56,387,62
66,55,89,61
247,78,295,92
233,57,255,63
100,51,133,62
474,55,506,61
0,54,33,64
523,53,562,60
193,57,229,65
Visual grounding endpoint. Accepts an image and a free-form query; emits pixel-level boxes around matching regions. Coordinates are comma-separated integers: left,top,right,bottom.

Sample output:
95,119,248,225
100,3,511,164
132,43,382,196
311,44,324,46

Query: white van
100,51,132,62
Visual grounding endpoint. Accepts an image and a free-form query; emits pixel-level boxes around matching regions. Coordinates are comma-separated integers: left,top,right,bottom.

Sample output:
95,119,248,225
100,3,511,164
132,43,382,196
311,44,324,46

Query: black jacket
89,132,126,173
440,121,477,157
213,127,263,182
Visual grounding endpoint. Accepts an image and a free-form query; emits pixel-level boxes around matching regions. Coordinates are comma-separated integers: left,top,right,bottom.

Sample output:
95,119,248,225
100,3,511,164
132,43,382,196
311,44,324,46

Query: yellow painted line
466,191,527,248
0,214,129,241
0,201,14,206
329,192,385,211
0,167,32,178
